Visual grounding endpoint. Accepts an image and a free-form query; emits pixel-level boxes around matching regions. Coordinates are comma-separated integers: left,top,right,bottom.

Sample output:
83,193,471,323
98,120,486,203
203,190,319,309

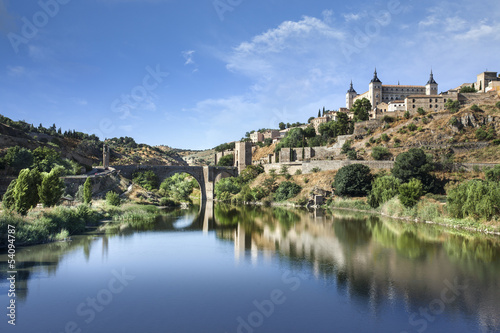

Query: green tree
447,180,500,219
368,175,401,208
106,191,121,206
392,148,434,187
303,125,316,138
13,168,41,215
460,86,477,93
132,170,159,191
404,111,410,119
274,181,302,202
38,166,65,207
279,122,286,130
2,179,17,210
351,98,371,122
371,146,391,160
217,154,234,167
83,177,92,204
3,146,33,173
333,164,373,197
318,110,321,117
417,108,426,116
160,173,198,202
214,177,241,198
398,178,423,208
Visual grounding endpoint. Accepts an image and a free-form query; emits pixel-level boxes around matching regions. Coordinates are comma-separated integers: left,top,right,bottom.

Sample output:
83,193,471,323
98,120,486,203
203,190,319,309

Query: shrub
404,111,410,119
475,128,488,140
371,146,391,160
368,175,401,208
311,167,321,173
496,101,500,109
274,181,302,202
399,179,423,208
392,148,433,184
333,164,373,197
217,154,234,167
13,168,41,215
215,177,241,198
470,104,481,112
132,171,159,191
407,123,417,131
417,108,426,116
382,115,394,123
460,86,477,93
447,180,500,219
449,117,459,126
347,149,358,160
294,169,302,175
445,100,460,113
106,191,121,206
280,165,289,177
485,165,500,182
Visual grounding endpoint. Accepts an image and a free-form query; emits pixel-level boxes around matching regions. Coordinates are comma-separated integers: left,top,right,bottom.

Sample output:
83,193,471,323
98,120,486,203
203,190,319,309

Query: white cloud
182,50,195,65
343,13,361,22
7,66,26,76
455,23,500,40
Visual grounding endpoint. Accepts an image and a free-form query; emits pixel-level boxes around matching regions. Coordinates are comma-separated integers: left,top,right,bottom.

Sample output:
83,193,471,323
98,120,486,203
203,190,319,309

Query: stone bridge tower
234,141,252,173
103,144,110,170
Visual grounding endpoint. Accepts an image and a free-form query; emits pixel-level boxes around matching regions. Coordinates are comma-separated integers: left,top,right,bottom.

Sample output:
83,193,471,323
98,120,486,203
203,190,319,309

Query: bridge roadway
112,165,238,201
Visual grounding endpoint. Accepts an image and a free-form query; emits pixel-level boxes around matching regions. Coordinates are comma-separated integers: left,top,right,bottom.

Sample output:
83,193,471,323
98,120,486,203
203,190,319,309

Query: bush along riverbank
0,202,165,249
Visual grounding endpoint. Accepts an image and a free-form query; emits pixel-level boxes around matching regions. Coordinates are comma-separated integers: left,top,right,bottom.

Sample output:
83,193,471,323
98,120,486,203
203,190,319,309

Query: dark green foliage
447,180,500,219
398,178,423,208
417,108,426,116
485,165,500,182
371,146,391,160
2,146,33,173
470,104,481,112
238,165,264,184
333,164,373,197
108,136,137,148
83,178,92,204
13,168,42,215
2,179,17,210
341,140,352,154
404,111,410,119
381,133,390,142
274,181,302,202
368,175,400,208
392,148,433,185
276,128,305,150
318,112,352,140
214,177,242,199
160,173,198,202
496,101,500,109
303,125,316,138
460,86,477,93
38,167,65,207
279,122,286,130
214,142,236,152
133,170,159,191
382,115,394,123
347,149,358,160
351,98,371,122
445,100,460,113
217,154,234,166
106,191,121,206
407,123,417,131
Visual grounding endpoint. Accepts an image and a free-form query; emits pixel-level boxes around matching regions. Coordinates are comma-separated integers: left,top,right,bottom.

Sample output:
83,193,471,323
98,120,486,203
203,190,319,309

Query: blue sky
1,0,499,149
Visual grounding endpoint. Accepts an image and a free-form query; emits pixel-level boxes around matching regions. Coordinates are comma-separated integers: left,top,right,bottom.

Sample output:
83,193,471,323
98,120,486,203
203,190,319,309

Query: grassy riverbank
0,201,165,248
326,195,500,235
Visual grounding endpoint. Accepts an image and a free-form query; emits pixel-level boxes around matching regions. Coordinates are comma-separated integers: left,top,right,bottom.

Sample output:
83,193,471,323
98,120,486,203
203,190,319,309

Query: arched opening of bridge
159,172,201,206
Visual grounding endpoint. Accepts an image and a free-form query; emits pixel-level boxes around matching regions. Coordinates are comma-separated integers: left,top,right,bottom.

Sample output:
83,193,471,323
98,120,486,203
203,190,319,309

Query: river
1,203,499,333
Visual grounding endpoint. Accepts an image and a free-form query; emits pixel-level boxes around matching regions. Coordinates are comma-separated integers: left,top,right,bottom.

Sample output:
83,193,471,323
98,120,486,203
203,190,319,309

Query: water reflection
1,203,499,331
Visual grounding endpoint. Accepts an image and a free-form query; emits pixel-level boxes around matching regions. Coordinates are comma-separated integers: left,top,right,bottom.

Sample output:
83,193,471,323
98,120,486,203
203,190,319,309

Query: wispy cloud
182,50,195,65
7,65,26,76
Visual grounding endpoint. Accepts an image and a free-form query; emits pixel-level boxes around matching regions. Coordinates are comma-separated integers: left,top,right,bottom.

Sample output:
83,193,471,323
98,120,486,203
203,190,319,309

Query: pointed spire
347,80,357,93
427,69,437,85
371,67,381,83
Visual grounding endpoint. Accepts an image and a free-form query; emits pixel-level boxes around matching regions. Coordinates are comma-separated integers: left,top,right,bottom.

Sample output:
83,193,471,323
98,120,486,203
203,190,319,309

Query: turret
346,80,357,109
369,68,382,106
426,70,438,95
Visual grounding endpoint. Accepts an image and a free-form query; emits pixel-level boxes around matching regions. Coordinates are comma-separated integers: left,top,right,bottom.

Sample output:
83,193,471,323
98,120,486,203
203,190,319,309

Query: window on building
430,105,432,109
413,99,415,103
429,98,432,102
435,99,438,102
435,105,438,108
413,105,415,108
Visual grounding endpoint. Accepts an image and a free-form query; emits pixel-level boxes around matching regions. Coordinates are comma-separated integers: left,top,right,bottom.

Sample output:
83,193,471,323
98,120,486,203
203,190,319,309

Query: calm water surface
1,203,499,333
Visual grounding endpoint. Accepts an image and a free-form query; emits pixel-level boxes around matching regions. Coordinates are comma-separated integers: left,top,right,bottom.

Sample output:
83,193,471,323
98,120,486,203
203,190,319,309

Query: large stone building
347,69,438,109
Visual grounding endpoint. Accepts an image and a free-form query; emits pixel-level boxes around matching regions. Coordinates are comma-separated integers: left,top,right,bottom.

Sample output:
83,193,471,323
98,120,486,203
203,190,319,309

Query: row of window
412,105,440,109
382,88,426,92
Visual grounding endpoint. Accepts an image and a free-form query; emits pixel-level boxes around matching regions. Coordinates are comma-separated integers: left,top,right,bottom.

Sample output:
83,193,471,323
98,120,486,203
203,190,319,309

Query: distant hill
0,115,187,174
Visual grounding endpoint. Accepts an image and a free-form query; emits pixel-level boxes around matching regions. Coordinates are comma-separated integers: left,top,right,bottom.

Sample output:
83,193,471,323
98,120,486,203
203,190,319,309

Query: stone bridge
112,165,238,201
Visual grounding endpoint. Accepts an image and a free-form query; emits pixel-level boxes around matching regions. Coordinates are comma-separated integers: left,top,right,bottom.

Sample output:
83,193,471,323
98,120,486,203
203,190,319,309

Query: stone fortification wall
62,170,122,197
302,160,395,174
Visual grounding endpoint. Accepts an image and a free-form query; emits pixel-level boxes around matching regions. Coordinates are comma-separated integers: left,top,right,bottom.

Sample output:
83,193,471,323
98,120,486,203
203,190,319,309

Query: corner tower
426,70,438,95
369,68,382,107
346,80,357,109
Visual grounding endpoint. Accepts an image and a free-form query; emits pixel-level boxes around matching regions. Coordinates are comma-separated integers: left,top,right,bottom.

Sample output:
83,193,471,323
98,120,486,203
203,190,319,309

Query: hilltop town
210,69,500,173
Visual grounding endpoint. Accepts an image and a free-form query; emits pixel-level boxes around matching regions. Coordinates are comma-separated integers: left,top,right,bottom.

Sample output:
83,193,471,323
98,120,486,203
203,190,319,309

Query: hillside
0,115,187,174
351,91,500,163
176,148,216,166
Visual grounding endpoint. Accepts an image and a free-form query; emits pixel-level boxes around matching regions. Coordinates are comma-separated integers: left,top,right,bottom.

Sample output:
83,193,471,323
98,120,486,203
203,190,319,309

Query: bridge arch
112,165,238,201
